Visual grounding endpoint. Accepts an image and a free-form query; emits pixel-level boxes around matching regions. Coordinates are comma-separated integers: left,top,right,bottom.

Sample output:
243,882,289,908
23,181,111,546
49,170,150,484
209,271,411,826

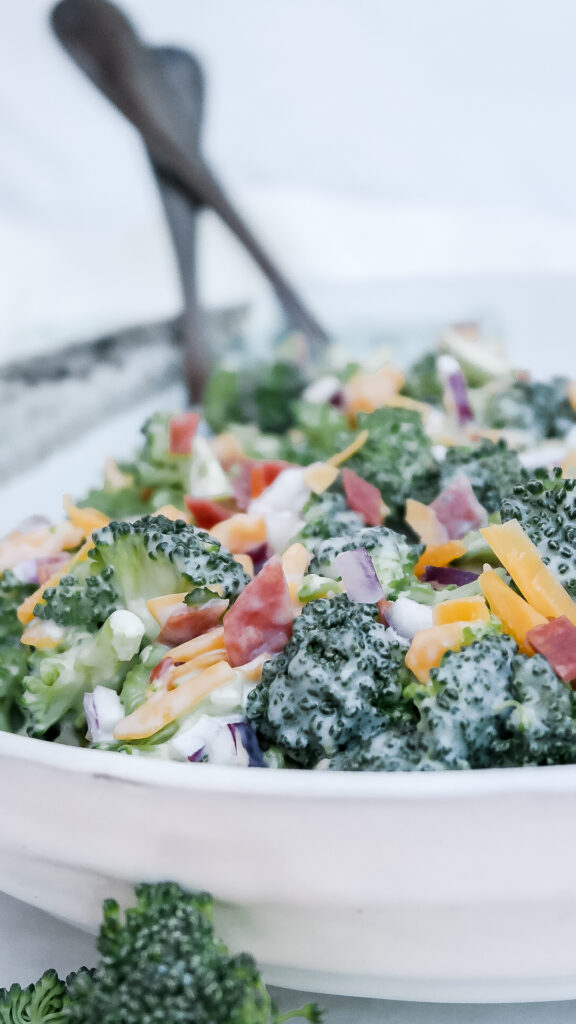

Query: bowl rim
3,730,576,802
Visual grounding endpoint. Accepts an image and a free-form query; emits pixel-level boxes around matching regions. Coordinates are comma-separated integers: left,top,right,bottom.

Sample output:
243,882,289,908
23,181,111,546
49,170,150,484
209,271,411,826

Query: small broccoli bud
0,968,68,1023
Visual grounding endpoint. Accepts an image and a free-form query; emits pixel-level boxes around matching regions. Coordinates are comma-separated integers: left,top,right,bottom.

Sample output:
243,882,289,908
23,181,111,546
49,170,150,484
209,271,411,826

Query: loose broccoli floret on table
21,610,145,737
246,594,414,768
484,378,575,440
345,408,441,515
0,571,35,732
296,490,365,550
500,470,576,597
0,884,321,1024
440,438,527,513
309,525,421,599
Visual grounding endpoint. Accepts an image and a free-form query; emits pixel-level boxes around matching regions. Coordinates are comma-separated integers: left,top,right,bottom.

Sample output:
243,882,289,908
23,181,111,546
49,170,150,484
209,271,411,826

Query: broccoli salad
4,327,576,772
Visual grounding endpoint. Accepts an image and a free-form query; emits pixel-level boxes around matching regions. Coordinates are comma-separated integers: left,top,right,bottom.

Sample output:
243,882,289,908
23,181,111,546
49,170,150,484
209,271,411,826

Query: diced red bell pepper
169,413,200,455
185,497,234,530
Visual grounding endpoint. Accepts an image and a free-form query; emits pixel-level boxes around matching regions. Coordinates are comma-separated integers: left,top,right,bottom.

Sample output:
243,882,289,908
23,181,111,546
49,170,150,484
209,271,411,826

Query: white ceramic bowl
2,729,576,1003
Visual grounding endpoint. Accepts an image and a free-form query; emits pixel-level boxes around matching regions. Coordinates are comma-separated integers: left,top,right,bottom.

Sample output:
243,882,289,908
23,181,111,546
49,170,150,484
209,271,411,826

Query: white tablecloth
1,891,574,1023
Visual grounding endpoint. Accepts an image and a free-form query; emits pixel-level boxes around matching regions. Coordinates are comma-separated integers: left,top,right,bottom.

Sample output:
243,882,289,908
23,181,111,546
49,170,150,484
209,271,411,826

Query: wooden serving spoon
51,0,329,390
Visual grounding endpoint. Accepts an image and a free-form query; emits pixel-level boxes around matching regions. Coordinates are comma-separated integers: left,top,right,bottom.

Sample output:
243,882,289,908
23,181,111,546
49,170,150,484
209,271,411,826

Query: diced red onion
424,565,479,586
438,354,474,425
84,687,124,744
14,515,52,534
334,548,385,603
228,721,267,767
11,559,40,585
246,542,271,574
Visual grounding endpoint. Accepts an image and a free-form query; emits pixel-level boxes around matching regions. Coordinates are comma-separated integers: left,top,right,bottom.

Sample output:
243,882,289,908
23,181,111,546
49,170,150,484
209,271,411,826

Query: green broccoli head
0,570,35,732
64,882,321,1024
327,716,429,772
204,361,307,435
440,438,527,513
280,401,351,466
345,408,441,515
78,484,153,520
401,351,443,404
35,571,118,631
484,378,575,440
500,470,576,597
246,594,414,768
0,968,69,1023
21,610,145,736
128,412,191,496
87,516,248,634
506,653,576,766
414,633,518,769
296,490,365,550
308,525,421,599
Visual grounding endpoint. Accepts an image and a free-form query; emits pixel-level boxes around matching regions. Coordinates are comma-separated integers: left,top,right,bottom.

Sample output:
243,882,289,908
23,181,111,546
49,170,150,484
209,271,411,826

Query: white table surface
1,890,575,1023
3,399,576,1022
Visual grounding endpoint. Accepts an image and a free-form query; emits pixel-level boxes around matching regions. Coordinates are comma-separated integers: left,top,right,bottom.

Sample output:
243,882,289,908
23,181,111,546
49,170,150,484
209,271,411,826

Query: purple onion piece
14,515,52,534
188,746,207,763
11,559,39,585
448,370,474,425
83,693,98,737
424,565,479,587
329,390,345,409
334,547,385,603
228,721,267,768
246,542,271,574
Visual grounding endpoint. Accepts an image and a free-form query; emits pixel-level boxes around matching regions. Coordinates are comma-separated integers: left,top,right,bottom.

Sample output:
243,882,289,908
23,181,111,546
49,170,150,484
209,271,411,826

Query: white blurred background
3,0,576,372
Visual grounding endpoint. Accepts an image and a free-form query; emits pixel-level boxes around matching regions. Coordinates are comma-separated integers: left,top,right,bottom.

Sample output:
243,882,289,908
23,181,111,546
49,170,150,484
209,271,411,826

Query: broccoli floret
87,516,248,634
309,525,421,599
79,484,153,520
440,438,527,513
246,594,413,768
402,351,443,404
414,634,518,769
35,571,118,631
128,412,192,496
280,401,351,465
327,716,430,771
484,378,575,440
204,361,307,435
0,968,69,1023
21,610,145,736
345,408,441,515
296,490,365,549
0,571,35,731
500,470,576,597
0,885,320,1024
506,654,576,766
63,882,321,1024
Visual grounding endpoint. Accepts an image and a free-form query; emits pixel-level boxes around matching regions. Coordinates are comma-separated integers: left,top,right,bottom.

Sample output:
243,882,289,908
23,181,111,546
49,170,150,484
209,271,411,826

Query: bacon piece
430,474,488,540
223,555,293,667
341,467,388,526
526,616,576,684
157,599,229,647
